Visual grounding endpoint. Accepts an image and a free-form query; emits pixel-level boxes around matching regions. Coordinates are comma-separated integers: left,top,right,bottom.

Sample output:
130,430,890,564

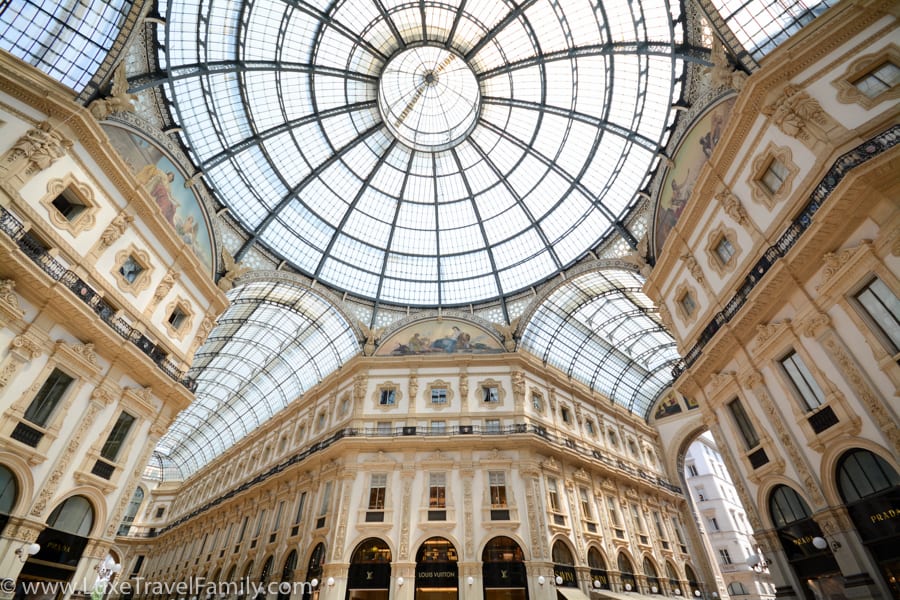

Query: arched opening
346,538,391,600
117,486,144,536
257,556,274,600
0,464,18,535
239,561,255,600
302,543,325,600
643,557,662,594
19,495,94,587
665,562,681,595
551,540,578,588
683,565,700,597
278,550,298,600
768,484,839,599
587,547,609,590
617,553,637,593
415,537,458,600
836,448,900,598
482,536,528,600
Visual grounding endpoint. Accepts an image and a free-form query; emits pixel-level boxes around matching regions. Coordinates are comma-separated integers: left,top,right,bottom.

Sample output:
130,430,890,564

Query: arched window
587,548,606,570
348,539,391,599
47,495,94,536
666,561,681,594
117,486,144,535
769,485,812,527
552,540,575,565
260,555,274,584
644,557,661,594
618,554,637,592
482,537,527,599
837,449,900,503
728,581,748,595
684,564,700,596
301,543,325,600
0,465,17,514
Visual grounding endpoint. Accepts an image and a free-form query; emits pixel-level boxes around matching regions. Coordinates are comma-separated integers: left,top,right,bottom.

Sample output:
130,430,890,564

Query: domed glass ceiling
157,0,686,306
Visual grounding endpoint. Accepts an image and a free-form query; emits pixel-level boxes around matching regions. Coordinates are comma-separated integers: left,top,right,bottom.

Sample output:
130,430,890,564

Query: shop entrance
415,537,458,600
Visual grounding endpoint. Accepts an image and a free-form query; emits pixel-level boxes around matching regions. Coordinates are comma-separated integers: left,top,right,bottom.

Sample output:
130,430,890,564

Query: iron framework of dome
153,0,690,307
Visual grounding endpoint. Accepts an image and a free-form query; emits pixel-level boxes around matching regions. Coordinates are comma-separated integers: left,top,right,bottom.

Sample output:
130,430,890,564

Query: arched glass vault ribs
520,269,679,418
148,280,359,479
156,0,690,306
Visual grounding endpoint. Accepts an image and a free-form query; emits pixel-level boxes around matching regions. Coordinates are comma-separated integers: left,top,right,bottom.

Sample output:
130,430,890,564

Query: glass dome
157,0,686,306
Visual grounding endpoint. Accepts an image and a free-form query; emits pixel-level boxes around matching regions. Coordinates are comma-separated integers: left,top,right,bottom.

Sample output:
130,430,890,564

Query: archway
302,543,325,600
835,448,900,598
346,538,391,600
587,547,609,590
551,540,578,588
482,536,528,600
278,550,298,600
617,553,637,593
683,565,701,597
665,562,681,595
257,556,274,600
643,557,662,595
19,495,94,589
768,484,839,600
415,537,458,599
0,464,17,535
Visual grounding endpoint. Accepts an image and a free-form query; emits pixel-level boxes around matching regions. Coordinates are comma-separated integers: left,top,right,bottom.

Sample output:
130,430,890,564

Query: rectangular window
631,504,646,533
100,411,136,461
672,517,686,544
854,277,900,353
168,307,187,330
719,548,732,565
236,516,249,542
273,501,285,531
607,496,621,527
368,474,387,510
222,524,233,549
560,406,571,423
489,471,507,507
547,477,560,512
485,418,500,433
254,510,266,537
761,159,789,195
429,473,446,508
653,512,666,539
853,61,900,98
710,517,720,531
728,398,760,449
585,420,595,435
155,506,166,519
679,291,697,317
431,388,448,404
430,420,446,434
23,368,74,427
52,190,86,221
294,492,307,524
715,237,736,265
532,393,543,411
119,255,144,284
579,486,592,520
319,481,333,516
376,421,392,435
379,389,396,405
781,351,825,410
482,386,499,403
687,463,699,477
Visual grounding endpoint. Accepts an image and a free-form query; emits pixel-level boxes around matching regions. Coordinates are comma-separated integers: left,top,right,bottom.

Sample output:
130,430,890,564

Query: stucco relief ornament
0,279,20,310
621,234,652,277
656,303,674,333
217,248,251,291
492,317,519,352
99,212,134,249
715,190,748,225
152,269,179,307
358,321,385,356
703,38,746,91
7,122,72,175
88,63,137,120
762,85,829,143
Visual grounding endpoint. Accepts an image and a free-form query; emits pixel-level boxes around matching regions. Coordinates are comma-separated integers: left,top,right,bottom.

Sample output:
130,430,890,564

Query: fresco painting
653,391,683,420
653,97,736,255
376,320,504,356
102,124,214,273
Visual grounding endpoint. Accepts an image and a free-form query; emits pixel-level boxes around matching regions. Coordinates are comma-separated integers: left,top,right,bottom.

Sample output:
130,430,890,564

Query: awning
557,588,591,600
589,591,664,600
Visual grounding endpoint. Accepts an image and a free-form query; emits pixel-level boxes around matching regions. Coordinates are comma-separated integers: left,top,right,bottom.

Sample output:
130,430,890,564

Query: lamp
593,580,602,589
310,579,318,589
694,591,701,597
397,577,404,587
467,576,474,586
538,576,546,586
555,575,563,586
651,585,659,593
624,583,632,591
675,589,682,595
15,543,39,562
326,577,335,587
812,536,842,552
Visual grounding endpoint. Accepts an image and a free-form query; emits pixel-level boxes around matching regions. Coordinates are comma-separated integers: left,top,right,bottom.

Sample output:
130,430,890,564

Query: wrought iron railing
0,207,197,391
673,126,899,378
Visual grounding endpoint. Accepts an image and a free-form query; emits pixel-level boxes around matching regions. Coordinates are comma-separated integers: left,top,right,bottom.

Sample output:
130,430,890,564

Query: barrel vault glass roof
155,0,688,306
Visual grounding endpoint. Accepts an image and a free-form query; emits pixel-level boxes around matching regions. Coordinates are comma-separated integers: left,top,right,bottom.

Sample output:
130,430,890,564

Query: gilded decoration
41,175,99,236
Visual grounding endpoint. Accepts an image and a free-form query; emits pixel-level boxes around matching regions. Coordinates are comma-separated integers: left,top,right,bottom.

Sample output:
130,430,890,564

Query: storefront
346,538,391,600
415,537,459,600
482,537,529,600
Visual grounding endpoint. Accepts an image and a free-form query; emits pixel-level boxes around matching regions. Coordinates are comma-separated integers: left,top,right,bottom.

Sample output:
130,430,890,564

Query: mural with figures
102,124,214,273
376,319,504,356
653,97,736,255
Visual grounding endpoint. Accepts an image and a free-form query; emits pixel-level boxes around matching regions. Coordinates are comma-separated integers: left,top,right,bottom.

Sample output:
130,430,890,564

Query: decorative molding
0,121,72,183
715,189,748,226
492,317,519,352
113,244,154,296
702,37,747,92
754,320,790,347
217,248,251,292
99,211,134,250
749,143,799,211
163,296,194,342
705,223,741,278
832,43,900,110
88,63,137,120
358,321,385,356
817,241,872,291
40,175,99,235
680,253,705,285
799,312,831,338
150,269,179,310
762,84,831,145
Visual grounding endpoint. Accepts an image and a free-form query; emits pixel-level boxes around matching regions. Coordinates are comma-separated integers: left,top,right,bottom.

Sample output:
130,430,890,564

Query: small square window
679,291,697,317
714,237,736,265
155,507,166,519
52,190,87,221
430,420,446,434
168,306,188,330
532,393,543,411
560,406,571,423
482,386,499,403
376,421,392,435
431,388,448,404
379,389,396,405
853,61,900,99
585,420,595,435
119,255,144,284
761,159,789,195
485,419,500,433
